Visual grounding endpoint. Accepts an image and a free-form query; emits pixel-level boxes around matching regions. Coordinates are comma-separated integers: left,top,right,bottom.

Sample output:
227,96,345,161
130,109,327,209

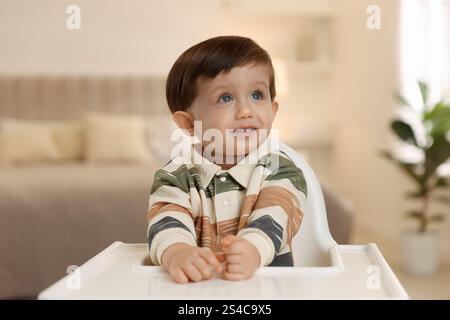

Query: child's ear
172,111,195,135
271,101,279,119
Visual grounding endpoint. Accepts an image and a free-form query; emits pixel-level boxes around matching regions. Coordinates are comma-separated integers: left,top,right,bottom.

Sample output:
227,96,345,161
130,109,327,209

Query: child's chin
222,137,262,159
234,144,259,158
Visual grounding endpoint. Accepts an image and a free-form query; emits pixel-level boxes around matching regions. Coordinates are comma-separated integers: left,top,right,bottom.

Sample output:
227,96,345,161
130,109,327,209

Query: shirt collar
191,144,221,189
191,138,275,189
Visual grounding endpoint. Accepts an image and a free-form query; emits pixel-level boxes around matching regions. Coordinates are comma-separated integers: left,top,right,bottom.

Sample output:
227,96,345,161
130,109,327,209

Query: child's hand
161,243,223,284
219,235,260,281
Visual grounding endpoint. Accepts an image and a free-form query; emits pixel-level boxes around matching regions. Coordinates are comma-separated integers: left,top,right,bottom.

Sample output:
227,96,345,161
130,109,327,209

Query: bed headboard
0,76,168,120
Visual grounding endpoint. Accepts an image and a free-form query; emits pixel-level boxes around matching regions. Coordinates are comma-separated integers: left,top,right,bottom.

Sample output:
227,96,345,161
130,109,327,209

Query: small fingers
222,271,246,281
223,240,244,255
170,267,189,284
184,263,203,282
225,263,242,274
199,248,223,273
192,257,213,280
224,253,241,264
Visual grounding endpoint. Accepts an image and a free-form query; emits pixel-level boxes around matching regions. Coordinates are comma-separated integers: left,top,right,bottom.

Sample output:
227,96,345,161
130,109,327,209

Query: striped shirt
146,139,307,267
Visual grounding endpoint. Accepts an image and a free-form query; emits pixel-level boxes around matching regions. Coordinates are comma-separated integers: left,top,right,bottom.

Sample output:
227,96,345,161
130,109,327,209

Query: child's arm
221,155,307,280
147,167,222,283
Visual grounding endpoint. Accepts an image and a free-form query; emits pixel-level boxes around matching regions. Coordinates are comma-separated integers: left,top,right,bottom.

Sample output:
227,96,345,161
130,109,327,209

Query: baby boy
147,36,307,283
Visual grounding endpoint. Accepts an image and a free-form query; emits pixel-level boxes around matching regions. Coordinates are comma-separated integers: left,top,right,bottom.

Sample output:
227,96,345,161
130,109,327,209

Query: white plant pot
401,230,439,275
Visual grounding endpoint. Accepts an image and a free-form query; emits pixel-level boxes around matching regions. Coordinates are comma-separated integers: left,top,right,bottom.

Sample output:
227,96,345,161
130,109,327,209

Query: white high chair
39,141,409,299
278,141,336,267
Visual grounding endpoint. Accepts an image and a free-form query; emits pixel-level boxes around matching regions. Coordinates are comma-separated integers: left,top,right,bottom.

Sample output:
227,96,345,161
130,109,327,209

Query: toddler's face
186,64,278,166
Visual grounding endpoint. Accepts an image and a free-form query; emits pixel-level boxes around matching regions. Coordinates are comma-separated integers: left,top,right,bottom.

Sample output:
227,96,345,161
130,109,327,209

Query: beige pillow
0,125,62,165
0,119,83,161
50,121,83,160
84,112,151,163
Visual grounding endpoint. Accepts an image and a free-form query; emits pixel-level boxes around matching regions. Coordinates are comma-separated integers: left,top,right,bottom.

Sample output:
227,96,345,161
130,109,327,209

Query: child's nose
235,100,253,119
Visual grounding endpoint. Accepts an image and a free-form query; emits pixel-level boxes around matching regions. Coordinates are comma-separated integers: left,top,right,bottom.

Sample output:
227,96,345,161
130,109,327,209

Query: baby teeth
233,128,256,132
229,128,256,136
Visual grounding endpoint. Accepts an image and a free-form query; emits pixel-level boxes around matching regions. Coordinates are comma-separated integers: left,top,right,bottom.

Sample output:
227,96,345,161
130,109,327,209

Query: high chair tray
38,241,409,300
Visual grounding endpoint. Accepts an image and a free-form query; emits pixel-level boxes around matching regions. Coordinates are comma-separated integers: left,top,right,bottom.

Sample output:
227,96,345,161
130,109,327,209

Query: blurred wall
0,0,220,75
330,0,450,265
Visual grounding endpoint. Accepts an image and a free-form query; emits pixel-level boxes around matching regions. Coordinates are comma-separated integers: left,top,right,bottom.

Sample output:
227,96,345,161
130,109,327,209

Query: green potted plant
382,81,450,275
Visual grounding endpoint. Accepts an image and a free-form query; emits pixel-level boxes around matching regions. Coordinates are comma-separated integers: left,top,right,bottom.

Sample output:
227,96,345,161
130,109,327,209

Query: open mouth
227,128,258,137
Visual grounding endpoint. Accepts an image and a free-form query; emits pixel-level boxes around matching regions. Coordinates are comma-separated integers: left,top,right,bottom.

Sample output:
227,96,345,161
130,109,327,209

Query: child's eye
251,90,264,100
218,94,233,103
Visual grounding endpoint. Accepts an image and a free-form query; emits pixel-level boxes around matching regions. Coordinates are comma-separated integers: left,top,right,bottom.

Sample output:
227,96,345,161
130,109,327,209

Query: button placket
215,173,230,210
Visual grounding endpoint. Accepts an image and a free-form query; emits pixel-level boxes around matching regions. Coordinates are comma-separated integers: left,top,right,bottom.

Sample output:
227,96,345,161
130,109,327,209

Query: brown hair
166,35,276,113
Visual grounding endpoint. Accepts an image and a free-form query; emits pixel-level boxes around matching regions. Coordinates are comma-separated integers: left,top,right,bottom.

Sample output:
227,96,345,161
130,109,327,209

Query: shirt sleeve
237,152,307,267
147,165,197,266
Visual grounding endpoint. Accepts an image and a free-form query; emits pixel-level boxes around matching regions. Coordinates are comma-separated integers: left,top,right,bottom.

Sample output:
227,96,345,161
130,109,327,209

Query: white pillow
84,112,152,163
0,125,62,166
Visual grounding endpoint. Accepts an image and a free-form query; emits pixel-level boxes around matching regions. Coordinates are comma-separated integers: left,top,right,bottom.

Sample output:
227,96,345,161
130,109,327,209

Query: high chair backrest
277,141,337,267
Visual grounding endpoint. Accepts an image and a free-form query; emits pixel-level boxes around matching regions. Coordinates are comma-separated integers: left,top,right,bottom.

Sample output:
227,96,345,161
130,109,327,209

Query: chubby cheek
201,116,233,137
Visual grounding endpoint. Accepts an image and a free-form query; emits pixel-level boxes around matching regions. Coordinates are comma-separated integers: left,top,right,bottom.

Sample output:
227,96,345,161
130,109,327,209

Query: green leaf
418,81,428,106
400,163,423,186
425,136,450,176
430,110,450,136
430,213,445,223
424,101,450,121
391,120,418,146
434,177,449,188
394,92,412,108
424,101,450,136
